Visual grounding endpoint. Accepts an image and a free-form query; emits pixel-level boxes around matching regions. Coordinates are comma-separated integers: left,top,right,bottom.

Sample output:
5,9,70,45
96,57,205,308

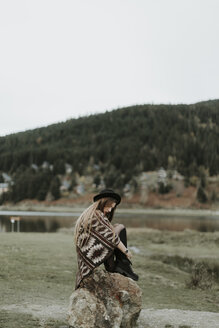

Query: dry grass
0,228,219,327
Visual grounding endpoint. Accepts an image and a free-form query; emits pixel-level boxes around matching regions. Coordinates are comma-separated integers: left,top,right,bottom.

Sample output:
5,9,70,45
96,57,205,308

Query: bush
186,263,214,290
196,186,208,203
93,174,101,187
152,255,194,273
210,190,217,202
37,182,48,201
50,177,61,200
158,182,172,194
189,176,199,187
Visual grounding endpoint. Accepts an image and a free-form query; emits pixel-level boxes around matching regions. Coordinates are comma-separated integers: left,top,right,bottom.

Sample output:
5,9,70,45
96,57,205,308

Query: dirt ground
138,308,219,328
1,303,219,328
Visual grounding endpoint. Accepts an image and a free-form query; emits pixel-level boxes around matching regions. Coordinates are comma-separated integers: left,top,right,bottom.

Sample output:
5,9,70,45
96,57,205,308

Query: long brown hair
74,197,117,246
96,197,117,222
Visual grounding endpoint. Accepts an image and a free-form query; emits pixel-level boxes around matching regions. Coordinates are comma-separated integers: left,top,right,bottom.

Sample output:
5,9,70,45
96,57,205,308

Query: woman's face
103,201,116,215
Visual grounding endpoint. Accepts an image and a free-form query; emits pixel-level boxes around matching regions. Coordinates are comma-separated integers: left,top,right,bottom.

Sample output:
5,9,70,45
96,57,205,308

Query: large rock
68,267,142,328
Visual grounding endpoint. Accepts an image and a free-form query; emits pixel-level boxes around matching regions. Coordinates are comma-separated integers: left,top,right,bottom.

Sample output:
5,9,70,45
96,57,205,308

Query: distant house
2,173,12,183
172,170,184,181
65,163,73,174
42,161,50,170
158,167,167,183
60,179,71,192
0,183,9,195
31,164,38,171
40,161,53,171
93,164,100,171
140,171,157,185
123,183,131,197
76,183,84,195
123,183,131,193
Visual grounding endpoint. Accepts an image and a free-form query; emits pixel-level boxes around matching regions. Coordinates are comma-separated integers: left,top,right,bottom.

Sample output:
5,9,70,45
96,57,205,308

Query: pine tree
50,177,60,200
197,186,207,203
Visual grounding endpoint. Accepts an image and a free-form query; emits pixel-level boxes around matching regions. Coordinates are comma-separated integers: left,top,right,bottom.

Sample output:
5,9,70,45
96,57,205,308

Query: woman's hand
117,241,133,260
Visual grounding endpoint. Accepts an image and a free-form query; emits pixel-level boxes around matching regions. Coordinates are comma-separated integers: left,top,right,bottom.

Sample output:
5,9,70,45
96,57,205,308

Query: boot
114,257,139,281
104,253,116,273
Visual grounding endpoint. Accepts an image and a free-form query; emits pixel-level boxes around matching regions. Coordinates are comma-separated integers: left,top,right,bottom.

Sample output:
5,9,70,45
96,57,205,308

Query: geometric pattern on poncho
75,210,120,289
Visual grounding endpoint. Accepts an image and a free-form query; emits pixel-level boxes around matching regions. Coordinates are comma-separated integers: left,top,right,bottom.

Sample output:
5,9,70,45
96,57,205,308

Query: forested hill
0,100,219,192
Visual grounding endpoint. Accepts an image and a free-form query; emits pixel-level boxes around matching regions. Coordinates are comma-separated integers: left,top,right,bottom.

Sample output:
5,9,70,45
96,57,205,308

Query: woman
74,189,138,289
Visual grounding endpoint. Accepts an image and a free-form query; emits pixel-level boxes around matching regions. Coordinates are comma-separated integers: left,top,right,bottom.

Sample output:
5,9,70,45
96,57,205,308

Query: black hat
93,189,121,205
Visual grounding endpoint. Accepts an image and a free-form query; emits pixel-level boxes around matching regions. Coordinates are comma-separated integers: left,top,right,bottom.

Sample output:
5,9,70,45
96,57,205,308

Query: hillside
0,100,219,204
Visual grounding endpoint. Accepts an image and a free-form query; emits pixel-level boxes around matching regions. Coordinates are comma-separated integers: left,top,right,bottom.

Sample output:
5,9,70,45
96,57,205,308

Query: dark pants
104,226,127,272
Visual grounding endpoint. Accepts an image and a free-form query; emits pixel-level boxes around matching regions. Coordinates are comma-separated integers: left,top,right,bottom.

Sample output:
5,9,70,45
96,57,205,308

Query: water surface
0,209,218,232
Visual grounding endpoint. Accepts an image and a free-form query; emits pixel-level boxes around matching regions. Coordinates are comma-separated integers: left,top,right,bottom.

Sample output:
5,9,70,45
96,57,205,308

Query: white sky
0,0,219,136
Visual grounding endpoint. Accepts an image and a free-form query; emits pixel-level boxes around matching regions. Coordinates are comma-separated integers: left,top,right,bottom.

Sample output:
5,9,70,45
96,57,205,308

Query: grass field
0,228,219,328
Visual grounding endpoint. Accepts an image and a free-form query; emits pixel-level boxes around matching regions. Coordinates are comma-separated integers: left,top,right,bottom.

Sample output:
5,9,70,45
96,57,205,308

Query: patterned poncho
75,209,120,289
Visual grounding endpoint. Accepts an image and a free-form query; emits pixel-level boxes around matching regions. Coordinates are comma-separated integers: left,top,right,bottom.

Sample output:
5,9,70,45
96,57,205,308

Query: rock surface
68,267,142,328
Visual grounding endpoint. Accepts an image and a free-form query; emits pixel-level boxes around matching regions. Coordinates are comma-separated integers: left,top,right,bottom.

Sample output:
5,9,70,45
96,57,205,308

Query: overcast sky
0,0,218,136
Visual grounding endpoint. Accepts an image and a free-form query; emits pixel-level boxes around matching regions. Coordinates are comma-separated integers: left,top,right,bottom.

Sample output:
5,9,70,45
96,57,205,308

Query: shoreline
0,204,219,217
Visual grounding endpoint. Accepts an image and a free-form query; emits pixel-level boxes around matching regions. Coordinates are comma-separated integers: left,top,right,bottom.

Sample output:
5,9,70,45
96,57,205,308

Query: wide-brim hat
93,189,121,205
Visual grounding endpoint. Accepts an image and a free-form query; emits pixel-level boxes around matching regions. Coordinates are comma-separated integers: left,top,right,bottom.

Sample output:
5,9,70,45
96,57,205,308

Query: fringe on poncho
75,209,120,289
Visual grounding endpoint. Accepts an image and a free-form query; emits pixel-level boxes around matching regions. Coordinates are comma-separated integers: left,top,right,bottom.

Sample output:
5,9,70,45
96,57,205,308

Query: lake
0,209,219,232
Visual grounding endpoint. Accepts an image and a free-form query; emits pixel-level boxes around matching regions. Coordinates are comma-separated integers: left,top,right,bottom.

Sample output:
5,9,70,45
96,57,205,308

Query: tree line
0,99,218,203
